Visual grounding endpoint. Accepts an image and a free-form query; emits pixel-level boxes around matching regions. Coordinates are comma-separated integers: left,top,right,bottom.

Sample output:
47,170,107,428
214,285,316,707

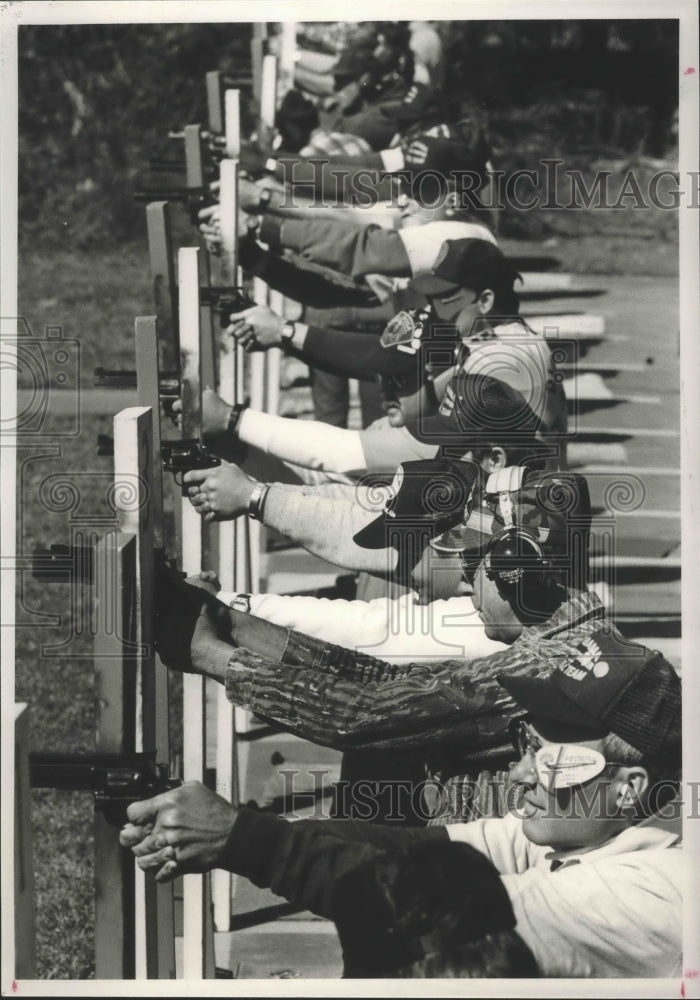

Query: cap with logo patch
409,239,518,297
396,138,489,204
498,632,681,763
353,458,481,550
404,371,543,458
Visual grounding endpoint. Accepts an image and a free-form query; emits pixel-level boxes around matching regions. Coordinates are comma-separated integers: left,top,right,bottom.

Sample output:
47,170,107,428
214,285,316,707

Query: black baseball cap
404,372,542,454
275,89,319,132
353,458,481,550
499,634,681,764
410,239,518,297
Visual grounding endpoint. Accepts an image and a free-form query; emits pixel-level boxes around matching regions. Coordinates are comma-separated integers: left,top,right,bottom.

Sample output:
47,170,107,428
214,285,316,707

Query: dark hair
389,929,540,979
469,442,547,469
333,841,540,978
275,89,319,153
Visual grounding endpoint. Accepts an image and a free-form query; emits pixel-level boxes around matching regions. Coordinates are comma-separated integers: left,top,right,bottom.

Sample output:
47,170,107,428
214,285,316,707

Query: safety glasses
510,719,624,791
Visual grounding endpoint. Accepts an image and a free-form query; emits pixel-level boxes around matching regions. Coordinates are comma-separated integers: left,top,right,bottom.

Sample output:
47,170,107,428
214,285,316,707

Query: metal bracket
32,544,94,584
94,367,180,397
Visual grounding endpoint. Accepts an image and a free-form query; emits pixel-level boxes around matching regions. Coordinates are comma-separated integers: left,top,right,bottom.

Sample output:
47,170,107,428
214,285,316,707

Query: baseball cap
431,466,592,557
410,239,518,297
404,371,542,456
498,634,681,763
353,458,481,550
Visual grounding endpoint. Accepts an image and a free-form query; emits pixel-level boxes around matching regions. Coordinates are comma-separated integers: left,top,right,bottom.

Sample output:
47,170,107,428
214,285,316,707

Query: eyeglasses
510,719,626,791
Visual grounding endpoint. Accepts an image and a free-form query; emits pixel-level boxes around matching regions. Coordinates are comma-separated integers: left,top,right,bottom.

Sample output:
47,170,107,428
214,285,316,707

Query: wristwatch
228,593,252,614
280,321,296,350
247,481,270,521
227,402,248,437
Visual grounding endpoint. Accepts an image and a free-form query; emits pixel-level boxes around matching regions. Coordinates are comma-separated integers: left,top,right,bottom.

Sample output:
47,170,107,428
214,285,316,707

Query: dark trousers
310,369,385,428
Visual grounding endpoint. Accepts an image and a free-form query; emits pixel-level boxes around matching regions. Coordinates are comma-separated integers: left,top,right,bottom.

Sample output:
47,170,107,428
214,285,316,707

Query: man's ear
478,289,495,314
445,190,458,218
481,446,507,472
615,766,649,814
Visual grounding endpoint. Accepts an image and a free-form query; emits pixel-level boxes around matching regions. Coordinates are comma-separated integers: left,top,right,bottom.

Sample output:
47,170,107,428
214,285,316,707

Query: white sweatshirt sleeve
217,592,393,652
238,409,367,474
215,592,506,665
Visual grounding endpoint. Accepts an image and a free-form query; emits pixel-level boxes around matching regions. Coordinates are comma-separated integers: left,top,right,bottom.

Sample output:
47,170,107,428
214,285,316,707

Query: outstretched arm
120,782,445,914
259,215,411,279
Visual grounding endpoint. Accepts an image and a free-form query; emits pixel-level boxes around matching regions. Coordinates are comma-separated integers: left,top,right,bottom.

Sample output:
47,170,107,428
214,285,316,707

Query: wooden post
14,704,36,979
206,70,224,135
277,22,297,98
184,124,204,189
250,22,268,105
212,154,242,932
177,247,213,978
259,54,277,147
146,202,179,370
93,528,137,979
266,288,284,420
113,404,176,979
225,90,241,159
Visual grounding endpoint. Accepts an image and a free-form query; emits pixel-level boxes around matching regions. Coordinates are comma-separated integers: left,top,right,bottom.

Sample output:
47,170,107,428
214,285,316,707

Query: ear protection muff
483,526,552,589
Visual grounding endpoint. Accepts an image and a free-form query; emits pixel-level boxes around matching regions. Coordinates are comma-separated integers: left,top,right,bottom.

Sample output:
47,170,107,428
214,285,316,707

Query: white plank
178,246,208,979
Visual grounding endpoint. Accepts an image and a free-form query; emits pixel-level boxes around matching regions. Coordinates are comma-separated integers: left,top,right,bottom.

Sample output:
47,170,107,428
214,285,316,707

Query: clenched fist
120,782,238,883
183,462,257,522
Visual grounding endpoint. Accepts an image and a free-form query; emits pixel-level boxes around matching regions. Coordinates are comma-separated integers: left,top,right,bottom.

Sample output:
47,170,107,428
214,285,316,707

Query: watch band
228,593,252,614
247,482,270,521
227,402,247,437
280,321,296,351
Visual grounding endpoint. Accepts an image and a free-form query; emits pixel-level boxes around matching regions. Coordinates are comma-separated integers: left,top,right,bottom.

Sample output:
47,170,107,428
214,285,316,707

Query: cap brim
352,514,391,550
408,272,461,296
498,673,603,730
379,100,408,118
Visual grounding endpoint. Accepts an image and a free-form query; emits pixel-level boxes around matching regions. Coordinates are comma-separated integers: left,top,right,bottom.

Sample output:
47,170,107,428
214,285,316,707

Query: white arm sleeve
355,595,507,661
217,592,392,651
215,592,506,664
238,409,367,474
263,486,398,575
